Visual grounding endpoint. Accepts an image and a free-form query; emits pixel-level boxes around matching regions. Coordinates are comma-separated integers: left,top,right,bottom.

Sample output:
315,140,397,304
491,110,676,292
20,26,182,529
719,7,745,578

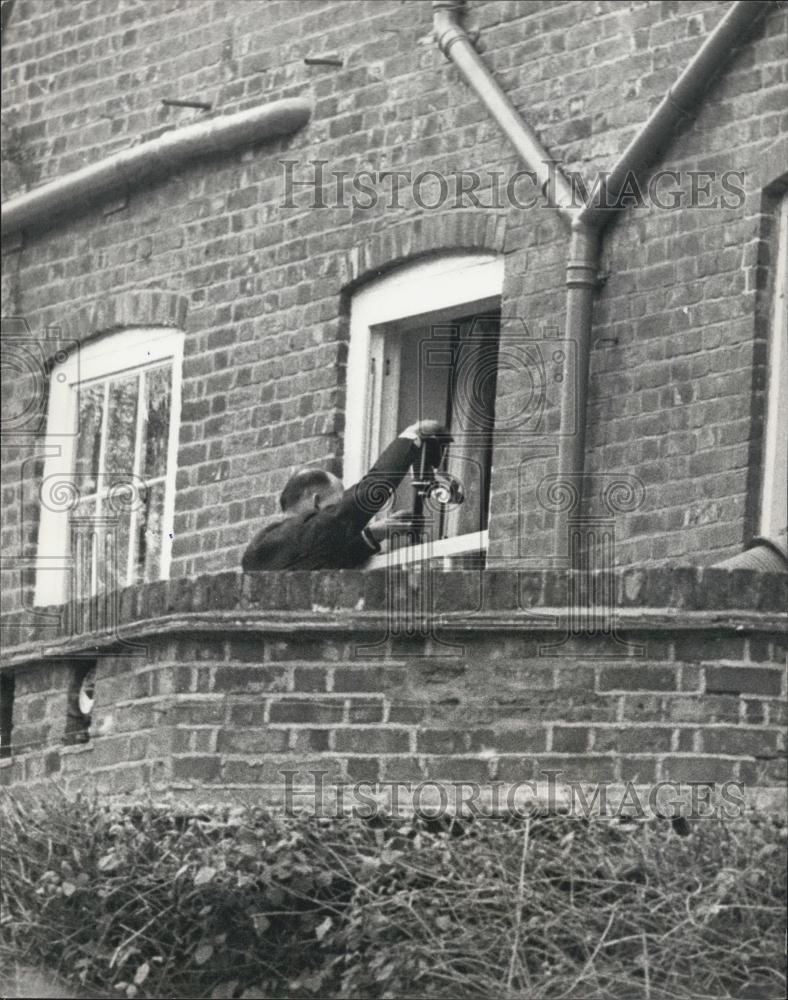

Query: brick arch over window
58,289,190,348
340,212,508,292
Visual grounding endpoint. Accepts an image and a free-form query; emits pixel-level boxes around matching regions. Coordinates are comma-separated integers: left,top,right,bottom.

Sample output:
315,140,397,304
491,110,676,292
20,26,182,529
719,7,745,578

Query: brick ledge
1,568,786,668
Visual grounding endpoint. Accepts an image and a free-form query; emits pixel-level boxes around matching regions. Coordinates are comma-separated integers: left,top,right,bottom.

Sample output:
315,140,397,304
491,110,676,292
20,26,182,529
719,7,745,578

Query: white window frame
760,191,788,553
345,253,504,567
35,327,183,607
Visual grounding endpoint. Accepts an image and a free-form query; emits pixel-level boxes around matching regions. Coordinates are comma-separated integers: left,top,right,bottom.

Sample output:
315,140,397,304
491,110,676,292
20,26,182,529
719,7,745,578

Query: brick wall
1,569,785,809
2,1,787,618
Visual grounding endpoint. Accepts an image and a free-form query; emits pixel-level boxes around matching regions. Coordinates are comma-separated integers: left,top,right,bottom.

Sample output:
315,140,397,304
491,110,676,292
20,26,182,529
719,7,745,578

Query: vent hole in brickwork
64,661,96,745
0,672,15,758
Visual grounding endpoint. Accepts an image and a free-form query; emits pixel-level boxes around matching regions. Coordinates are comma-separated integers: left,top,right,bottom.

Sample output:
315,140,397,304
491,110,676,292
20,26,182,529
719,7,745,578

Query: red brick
427,757,493,783
268,700,343,724
388,704,426,724
599,666,677,692
417,729,497,754
213,666,288,693
551,727,590,753
290,729,331,753
661,756,738,785
221,759,288,785
333,667,407,693
701,728,779,758
344,756,381,782
172,755,221,783
673,636,746,662
216,729,288,754
347,700,384,723
706,666,782,697
534,756,616,783
593,726,673,753
335,730,410,754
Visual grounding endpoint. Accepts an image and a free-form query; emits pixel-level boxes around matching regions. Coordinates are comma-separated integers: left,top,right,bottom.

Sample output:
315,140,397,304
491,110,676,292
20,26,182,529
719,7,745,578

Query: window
35,328,183,607
0,672,14,759
345,254,504,567
761,191,788,554
64,662,95,745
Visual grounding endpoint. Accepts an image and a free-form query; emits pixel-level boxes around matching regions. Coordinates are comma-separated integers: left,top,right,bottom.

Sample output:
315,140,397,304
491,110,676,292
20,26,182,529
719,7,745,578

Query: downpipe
432,0,772,562
432,0,577,226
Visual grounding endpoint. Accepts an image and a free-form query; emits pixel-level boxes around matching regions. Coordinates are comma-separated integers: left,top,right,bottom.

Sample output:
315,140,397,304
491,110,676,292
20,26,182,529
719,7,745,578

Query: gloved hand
399,419,451,444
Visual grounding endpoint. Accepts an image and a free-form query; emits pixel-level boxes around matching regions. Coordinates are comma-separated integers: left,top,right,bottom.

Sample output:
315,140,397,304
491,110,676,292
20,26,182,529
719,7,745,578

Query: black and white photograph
0,0,786,997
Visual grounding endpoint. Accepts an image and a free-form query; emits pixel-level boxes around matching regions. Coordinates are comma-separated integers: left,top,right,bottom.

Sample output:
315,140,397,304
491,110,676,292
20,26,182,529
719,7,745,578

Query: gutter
1,98,312,241
433,0,773,559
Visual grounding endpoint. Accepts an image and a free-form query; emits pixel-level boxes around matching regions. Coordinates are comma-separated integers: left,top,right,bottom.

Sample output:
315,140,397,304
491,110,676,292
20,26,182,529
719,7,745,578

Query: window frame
345,253,504,566
35,327,183,607
760,190,788,553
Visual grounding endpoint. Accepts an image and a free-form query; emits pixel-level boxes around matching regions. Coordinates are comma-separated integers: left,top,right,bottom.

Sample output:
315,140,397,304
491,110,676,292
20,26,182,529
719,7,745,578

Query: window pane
143,365,172,480
135,481,165,583
97,506,132,594
70,498,97,602
386,311,500,541
387,325,452,534
105,374,139,478
74,383,104,496
447,315,500,537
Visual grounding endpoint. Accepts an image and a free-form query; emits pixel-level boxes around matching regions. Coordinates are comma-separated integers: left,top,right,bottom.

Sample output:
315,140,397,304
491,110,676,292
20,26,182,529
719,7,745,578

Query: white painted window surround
345,253,504,568
761,190,788,553
35,327,183,607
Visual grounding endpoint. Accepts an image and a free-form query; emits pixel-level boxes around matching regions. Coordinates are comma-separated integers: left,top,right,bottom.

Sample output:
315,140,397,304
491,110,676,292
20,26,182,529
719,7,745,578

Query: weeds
0,791,785,999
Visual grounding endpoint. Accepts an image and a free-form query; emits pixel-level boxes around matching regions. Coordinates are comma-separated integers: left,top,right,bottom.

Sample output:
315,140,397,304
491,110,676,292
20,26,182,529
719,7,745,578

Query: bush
0,791,785,1000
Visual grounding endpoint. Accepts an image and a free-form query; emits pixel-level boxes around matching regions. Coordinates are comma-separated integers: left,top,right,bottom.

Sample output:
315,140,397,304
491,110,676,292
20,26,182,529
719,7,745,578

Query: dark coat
241,437,417,570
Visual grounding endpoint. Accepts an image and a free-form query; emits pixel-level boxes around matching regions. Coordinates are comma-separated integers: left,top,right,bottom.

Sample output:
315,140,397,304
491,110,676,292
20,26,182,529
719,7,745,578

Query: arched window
35,327,183,606
345,253,504,568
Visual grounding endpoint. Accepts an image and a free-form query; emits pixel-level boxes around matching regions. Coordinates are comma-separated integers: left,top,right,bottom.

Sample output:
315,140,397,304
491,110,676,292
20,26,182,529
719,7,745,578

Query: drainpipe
579,0,773,230
432,0,577,226
554,0,771,555
433,0,772,561
1,97,312,240
556,220,601,505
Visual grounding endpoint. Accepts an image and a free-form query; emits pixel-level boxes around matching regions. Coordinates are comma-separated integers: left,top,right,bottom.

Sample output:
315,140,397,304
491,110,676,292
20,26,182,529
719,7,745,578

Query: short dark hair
279,468,335,511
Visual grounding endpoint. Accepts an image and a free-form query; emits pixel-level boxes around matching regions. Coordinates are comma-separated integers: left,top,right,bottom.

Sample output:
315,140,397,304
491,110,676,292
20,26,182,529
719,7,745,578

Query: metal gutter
1,98,312,240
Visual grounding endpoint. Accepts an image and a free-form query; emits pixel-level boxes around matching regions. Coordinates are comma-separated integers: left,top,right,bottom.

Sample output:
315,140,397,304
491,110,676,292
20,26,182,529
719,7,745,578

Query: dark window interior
0,672,15,759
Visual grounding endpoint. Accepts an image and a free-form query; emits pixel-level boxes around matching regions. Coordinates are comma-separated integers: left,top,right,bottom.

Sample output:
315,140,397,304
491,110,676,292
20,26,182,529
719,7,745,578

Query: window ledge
0,567,785,668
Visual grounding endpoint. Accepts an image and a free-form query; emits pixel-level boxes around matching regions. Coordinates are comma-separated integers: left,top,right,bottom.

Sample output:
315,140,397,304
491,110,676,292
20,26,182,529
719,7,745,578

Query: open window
35,328,183,607
345,254,504,567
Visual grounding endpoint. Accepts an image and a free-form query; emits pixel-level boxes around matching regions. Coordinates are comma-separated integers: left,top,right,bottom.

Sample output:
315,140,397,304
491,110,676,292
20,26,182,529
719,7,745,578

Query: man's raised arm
339,419,447,532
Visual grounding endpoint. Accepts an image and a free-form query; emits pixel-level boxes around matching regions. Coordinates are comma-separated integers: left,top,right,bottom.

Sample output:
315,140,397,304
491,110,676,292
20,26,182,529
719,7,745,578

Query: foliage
0,791,785,1000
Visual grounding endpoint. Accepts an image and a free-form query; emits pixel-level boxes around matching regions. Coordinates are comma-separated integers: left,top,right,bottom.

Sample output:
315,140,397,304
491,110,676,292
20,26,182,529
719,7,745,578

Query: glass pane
97,505,132,594
70,498,97,602
387,325,452,537
105,374,139,478
448,313,500,537
135,481,165,583
143,365,172,480
74,383,105,496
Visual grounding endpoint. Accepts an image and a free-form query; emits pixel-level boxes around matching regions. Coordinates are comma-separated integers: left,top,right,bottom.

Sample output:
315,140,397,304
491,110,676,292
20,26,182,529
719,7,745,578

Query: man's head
279,467,344,516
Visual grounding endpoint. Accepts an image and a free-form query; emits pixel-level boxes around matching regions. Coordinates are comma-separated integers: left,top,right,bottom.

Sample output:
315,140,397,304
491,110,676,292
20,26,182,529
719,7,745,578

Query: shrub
0,791,785,1000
